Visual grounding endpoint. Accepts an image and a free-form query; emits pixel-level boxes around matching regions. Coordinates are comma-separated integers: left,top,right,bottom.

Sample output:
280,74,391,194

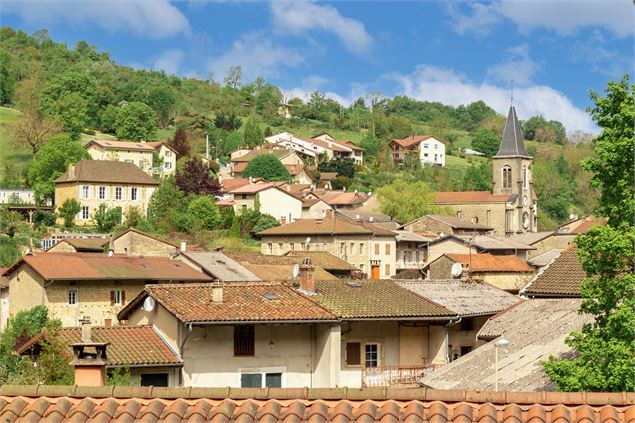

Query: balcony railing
362,365,438,387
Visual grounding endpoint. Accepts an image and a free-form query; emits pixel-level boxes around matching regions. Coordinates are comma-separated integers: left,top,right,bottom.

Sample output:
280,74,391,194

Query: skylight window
347,281,361,288
262,294,278,301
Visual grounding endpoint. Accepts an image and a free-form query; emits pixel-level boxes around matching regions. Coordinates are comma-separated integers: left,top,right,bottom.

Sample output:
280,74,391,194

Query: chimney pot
299,258,315,293
68,164,76,178
212,282,223,303
180,241,187,252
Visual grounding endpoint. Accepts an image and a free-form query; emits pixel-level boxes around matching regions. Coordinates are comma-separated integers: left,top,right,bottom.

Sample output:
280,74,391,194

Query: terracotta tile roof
285,164,307,176
16,326,181,367
226,252,356,273
55,160,159,185
283,251,359,271
434,191,512,204
391,134,435,148
0,386,632,423
336,209,396,223
558,216,606,235
393,230,435,243
397,280,520,317
444,253,534,273
257,217,373,236
232,161,249,173
87,139,156,151
145,141,178,154
299,136,351,152
111,227,180,248
221,178,253,192
232,147,295,162
49,238,109,252
312,279,455,319
4,252,211,281
229,182,275,194
521,246,584,297
319,171,338,180
317,191,370,206
241,263,337,281
119,282,337,323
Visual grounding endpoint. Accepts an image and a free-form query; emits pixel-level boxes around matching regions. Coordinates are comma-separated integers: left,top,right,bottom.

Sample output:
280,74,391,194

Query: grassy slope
0,107,30,183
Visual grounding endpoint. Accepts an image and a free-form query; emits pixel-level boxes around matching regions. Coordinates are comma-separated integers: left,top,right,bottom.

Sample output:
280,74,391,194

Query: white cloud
487,44,540,85
569,31,634,77
391,65,596,133
206,33,303,81
271,0,373,53
3,0,190,38
153,49,184,75
447,0,633,37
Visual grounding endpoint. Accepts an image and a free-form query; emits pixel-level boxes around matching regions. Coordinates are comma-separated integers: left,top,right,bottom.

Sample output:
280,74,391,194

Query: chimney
299,258,315,293
212,282,223,303
68,163,76,178
180,241,187,252
325,209,334,219
71,322,108,387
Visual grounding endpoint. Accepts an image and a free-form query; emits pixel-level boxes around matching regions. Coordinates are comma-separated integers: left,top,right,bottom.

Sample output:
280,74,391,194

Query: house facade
111,228,179,257
265,131,364,164
0,188,35,204
85,140,177,177
54,160,159,226
230,182,303,223
390,135,446,167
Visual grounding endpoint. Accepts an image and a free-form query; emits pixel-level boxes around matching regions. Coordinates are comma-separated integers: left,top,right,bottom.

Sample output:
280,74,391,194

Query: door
371,265,380,280
399,326,427,365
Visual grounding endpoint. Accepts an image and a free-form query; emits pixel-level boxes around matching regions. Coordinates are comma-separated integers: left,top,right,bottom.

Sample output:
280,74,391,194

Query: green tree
145,85,176,128
0,207,23,238
115,101,157,141
0,50,16,105
318,157,356,179
37,322,74,385
471,128,500,157
57,198,81,228
51,92,88,139
461,162,492,191
542,75,635,392
243,114,263,148
147,178,186,225
94,204,122,232
376,179,446,223
242,154,290,182
100,104,119,134
522,115,548,140
187,196,221,229
28,134,89,205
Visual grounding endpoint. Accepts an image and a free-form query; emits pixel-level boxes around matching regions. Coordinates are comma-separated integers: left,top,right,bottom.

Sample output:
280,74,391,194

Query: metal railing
361,365,438,387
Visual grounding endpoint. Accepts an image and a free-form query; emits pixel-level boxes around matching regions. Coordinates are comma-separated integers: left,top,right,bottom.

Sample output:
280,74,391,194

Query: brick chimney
70,323,108,386
68,163,76,178
212,281,223,303
299,258,315,293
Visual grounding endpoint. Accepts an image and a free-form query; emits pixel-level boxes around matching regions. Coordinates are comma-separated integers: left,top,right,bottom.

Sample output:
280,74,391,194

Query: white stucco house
390,135,446,167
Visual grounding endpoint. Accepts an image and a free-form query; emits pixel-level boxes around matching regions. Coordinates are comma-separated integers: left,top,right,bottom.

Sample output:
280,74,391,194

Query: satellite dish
305,237,311,243
143,296,156,312
569,213,576,220
369,217,374,222
292,263,300,278
108,250,114,257
451,263,463,278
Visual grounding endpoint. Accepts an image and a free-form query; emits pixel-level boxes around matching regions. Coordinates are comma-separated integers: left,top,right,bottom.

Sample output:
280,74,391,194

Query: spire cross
510,80,514,105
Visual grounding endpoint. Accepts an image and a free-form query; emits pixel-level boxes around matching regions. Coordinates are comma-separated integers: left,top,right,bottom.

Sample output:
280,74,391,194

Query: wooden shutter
121,290,126,306
110,291,115,306
346,342,361,365
234,325,255,356
374,243,379,255
385,243,390,255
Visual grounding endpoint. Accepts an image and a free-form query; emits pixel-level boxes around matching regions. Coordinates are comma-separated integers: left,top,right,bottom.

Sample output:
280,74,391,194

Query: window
359,243,364,254
68,290,78,305
385,244,390,255
240,372,283,388
268,243,273,254
460,346,473,356
138,159,145,168
502,166,512,189
165,150,172,157
234,325,255,356
278,243,283,252
110,290,125,306
423,153,428,158
340,242,346,254
98,186,107,200
365,343,380,367
130,187,138,201
385,264,390,276
241,194,247,200
406,251,412,263
80,206,90,220
415,251,420,263
374,243,379,255
165,162,172,169
345,342,361,365
115,187,123,200
140,373,168,387
80,185,90,199
290,242,295,251
461,317,474,331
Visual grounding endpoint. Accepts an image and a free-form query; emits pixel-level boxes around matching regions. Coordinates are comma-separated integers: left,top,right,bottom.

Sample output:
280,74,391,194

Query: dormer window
502,166,512,189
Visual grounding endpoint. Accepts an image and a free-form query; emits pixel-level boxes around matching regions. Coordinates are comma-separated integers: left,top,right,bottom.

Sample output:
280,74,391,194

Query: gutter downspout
178,323,193,386
444,317,462,364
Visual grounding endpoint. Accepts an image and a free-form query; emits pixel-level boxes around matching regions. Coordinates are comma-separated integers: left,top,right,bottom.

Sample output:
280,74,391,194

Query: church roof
495,105,530,158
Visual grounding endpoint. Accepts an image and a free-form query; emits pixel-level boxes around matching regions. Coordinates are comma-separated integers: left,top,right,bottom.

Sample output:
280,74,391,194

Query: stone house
46,238,109,253
54,160,159,225
390,135,446,167
258,217,397,279
301,198,333,219
118,271,457,388
393,231,434,274
425,234,535,264
402,214,493,236
230,147,305,177
85,140,177,177
433,106,538,236
3,252,210,327
110,227,179,257
230,182,303,223
16,325,183,387
424,253,534,292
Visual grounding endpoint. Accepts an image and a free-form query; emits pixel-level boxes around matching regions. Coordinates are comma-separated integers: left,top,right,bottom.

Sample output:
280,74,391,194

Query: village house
265,131,364,164
425,233,535,263
230,182,303,223
224,252,339,281
336,209,401,230
257,217,396,279
433,106,538,236
84,140,177,177
3,252,210,327
316,190,373,210
424,253,534,292
393,230,433,275
40,232,108,250
177,251,262,282
301,198,333,219
45,237,109,253
0,188,35,204
402,214,493,236
110,227,180,257
16,325,182,387
520,246,585,298
390,135,446,167
54,160,159,226
397,280,520,361
313,133,364,164
230,147,307,182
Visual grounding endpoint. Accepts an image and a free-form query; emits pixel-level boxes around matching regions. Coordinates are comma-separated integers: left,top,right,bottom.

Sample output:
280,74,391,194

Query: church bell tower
492,105,537,233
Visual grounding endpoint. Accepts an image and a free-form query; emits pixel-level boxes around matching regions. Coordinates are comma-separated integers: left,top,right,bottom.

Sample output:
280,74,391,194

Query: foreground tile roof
422,299,592,392
0,385,631,423
397,280,520,317
16,326,181,368
313,279,456,320
4,252,211,281
521,247,584,297
55,160,159,185
119,282,337,323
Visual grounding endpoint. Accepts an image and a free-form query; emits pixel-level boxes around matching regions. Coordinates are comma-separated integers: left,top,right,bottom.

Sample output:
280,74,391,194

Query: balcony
362,365,438,387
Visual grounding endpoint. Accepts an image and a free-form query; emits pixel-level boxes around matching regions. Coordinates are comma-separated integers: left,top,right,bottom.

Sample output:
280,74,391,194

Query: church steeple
495,105,530,158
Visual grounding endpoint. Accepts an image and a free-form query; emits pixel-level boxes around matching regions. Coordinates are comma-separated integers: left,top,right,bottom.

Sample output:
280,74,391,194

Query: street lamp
493,337,510,392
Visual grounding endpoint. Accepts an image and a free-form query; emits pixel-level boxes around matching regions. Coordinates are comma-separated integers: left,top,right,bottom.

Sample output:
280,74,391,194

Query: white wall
419,138,446,167
259,189,303,223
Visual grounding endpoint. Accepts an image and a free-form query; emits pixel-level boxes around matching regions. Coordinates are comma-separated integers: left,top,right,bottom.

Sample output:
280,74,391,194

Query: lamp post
494,337,510,392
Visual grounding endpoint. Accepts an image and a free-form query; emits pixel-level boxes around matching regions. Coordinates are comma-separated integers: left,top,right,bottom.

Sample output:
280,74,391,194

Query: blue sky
2,0,633,133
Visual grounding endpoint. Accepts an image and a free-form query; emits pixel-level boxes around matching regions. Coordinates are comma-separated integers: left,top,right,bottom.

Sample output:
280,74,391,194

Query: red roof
391,135,435,148
221,178,255,192
285,164,307,176
4,252,211,281
435,191,513,203
87,139,155,151
229,182,274,194
446,253,534,273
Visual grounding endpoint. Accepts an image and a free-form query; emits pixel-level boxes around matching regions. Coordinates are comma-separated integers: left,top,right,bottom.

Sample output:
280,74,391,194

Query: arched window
502,166,512,189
